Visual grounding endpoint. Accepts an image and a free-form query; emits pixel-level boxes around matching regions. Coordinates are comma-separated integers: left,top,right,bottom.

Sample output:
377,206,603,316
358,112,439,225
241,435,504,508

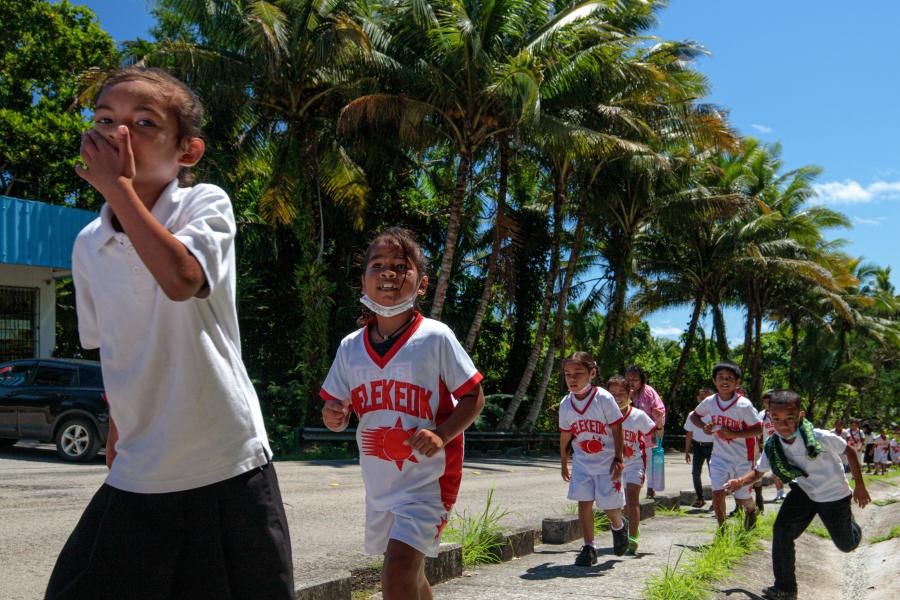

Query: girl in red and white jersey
321,227,484,600
607,375,656,555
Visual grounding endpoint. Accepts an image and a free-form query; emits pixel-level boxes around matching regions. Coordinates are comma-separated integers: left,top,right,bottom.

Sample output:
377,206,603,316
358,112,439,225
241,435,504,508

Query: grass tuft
443,487,510,567
643,510,775,600
807,525,831,540
872,498,898,507
869,524,900,544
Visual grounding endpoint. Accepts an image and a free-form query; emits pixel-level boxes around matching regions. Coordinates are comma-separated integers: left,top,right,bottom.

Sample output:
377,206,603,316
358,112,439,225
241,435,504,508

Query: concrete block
542,516,581,544
296,571,351,600
489,526,537,561
680,489,698,505
653,492,680,509
424,543,462,585
702,484,713,500
639,498,656,520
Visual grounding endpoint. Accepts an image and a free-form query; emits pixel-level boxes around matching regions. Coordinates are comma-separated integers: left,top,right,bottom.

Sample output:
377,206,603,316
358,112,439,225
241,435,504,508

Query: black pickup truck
0,358,108,462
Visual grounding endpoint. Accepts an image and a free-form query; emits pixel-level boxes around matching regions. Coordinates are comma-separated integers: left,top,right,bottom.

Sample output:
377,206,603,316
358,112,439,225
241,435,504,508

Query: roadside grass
443,487,510,567
655,506,697,518
851,473,900,489
872,498,898,507
643,510,776,600
565,502,612,531
807,524,831,539
869,524,900,544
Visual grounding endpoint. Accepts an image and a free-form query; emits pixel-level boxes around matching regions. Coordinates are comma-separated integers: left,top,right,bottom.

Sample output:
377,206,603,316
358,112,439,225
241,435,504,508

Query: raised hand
322,399,351,431
76,126,136,196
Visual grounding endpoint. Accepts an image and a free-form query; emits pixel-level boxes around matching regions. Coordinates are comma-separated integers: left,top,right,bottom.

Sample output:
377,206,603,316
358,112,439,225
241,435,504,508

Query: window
0,363,35,387
78,367,103,388
0,286,40,363
33,366,75,387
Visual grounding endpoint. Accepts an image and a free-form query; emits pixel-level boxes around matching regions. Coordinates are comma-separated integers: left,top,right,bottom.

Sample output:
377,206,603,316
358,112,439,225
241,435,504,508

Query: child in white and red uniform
558,352,627,565
321,227,484,600
691,362,762,529
607,375,656,555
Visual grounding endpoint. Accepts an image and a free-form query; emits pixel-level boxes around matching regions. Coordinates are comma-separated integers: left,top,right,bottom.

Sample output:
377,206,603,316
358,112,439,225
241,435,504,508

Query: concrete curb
425,542,463,585
488,525,538,561
295,570,352,600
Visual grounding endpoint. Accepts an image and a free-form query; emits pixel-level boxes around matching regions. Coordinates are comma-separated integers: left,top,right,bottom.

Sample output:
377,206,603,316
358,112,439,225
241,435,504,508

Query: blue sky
75,0,899,345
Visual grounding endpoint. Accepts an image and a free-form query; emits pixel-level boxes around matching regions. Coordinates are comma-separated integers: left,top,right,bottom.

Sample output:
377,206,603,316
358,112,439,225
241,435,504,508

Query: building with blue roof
0,196,97,361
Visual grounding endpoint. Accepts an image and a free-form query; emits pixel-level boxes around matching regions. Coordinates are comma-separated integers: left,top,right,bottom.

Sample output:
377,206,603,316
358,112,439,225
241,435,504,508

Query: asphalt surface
0,440,707,599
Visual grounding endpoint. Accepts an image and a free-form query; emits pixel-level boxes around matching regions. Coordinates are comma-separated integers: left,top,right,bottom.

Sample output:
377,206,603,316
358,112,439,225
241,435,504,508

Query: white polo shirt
755,429,851,502
72,180,271,493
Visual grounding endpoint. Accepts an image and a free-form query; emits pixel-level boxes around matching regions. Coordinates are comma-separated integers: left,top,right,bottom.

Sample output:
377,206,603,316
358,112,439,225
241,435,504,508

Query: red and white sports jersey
621,405,656,468
694,394,761,465
758,409,776,443
320,314,482,512
558,386,624,475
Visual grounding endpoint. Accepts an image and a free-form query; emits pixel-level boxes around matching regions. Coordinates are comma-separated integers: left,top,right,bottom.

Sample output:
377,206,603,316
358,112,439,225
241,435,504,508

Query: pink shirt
632,384,666,427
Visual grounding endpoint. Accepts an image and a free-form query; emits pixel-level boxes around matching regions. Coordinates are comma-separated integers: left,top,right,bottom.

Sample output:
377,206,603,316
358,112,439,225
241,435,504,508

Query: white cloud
853,216,886,226
812,179,900,205
750,123,773,134
651,326,683,337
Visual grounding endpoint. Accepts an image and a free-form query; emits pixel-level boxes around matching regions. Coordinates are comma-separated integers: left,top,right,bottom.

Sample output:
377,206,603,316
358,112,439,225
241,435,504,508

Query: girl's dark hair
606,375,628,391
96,67,204,182
561,351,597,374
357,227,427,326
768,390,802,410
624,365,647,386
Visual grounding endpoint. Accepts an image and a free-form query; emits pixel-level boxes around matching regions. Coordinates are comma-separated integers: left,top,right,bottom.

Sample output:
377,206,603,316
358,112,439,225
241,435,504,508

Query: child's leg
625,483,642,537
603,508,624,530
816,496,862,553
691,444,705,501
772,485,818,594
383,539,430,600
712,489,727,525
578,500,596,544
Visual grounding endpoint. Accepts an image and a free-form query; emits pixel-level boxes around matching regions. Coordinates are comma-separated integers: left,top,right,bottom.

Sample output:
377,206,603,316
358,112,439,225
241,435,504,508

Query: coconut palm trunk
666,297,704,405
430,149,472,320
751,308,763,402
464,137,510,351
712,301,729,360
599,242,632,372
789,313,799,390
525,206,588,431
498,186,564,430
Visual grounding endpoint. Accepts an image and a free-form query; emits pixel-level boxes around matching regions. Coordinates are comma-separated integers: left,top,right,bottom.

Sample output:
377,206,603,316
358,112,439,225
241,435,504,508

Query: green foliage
443,487,510,567
869,524,900,544
0,0,117,204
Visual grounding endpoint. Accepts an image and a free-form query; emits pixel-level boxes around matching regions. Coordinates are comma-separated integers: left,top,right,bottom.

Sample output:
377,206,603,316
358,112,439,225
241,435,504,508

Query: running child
321,227,484,600
873,429,890,475
684,387,715,508
607,375,656,555
558,352,627,565
48,67,294,598
725,390,869,600
691,362,762,529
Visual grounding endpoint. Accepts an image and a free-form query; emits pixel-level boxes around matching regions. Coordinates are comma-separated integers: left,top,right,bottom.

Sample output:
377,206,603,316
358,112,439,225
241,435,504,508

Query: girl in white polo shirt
321,227,484,600
48,68,294,599
725,390,870,600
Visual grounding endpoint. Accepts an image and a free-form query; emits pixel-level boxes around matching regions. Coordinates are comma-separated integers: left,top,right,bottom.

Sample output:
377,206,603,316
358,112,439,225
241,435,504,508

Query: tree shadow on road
519,559,619,580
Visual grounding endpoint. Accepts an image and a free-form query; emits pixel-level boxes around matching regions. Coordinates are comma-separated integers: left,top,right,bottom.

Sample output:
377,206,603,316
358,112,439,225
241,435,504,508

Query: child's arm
690,411,707,431
685,430,693,463
718,423,762,440
845,446,870,508
105,416,118,469
560,431,573,482
322,399,351,432
610,422,624,480
78,128,207,301
408,383,485,458
724,468,763,493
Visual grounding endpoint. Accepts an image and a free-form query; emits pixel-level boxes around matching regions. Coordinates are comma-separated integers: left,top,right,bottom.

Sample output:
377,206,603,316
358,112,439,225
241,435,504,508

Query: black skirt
45,463,295,599
864,443,875,464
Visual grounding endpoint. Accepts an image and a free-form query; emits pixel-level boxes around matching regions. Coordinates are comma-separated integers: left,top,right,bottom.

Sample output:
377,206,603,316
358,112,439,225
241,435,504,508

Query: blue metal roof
0,196,98,270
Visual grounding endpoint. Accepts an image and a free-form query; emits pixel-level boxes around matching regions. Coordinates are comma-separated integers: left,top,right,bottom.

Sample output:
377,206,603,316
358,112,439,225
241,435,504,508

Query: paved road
0,441,709,599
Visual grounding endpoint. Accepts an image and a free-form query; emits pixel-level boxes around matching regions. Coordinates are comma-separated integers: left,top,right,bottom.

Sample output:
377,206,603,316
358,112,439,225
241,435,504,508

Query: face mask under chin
360,294,417,318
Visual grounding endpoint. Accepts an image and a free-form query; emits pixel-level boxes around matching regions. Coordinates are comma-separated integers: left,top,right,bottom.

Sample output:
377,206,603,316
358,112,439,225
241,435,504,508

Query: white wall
0,264,65,357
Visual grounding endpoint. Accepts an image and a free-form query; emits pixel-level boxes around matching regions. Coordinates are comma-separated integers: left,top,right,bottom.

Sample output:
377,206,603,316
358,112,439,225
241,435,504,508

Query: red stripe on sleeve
319,388,341,402
453,371,484,398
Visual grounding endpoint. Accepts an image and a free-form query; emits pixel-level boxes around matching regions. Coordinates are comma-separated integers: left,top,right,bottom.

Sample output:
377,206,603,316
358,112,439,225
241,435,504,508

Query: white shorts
710,458,754,500
622,457,646,487
365,501,449,558
567,466,624,510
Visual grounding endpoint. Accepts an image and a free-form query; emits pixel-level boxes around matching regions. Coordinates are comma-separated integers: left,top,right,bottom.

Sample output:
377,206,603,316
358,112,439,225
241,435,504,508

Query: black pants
691,442,713,500
46,463,295,600
771,483,861,593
